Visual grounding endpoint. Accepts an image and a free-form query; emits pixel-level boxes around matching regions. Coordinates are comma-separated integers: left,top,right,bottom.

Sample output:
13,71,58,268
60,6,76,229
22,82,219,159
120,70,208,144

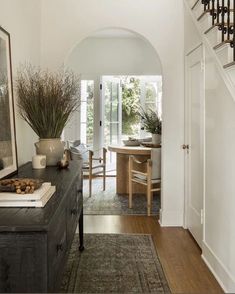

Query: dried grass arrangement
16,65,81,138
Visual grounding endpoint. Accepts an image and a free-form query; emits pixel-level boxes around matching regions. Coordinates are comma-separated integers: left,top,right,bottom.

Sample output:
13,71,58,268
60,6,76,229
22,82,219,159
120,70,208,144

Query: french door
76,75,162,172
99,77,121,168
185,45,205,248
101,76,122,147
80,80,95,147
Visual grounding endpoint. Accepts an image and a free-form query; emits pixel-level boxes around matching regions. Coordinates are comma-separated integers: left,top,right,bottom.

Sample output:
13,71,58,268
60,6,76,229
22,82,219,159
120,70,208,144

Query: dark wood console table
0,161,84,293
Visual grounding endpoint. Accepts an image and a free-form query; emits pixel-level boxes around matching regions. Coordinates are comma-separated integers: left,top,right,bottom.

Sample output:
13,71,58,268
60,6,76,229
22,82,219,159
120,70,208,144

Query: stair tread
224,61,235,68
191,0,200,10
193,2,235,70
205,22,234,34
197,9,235,21
213,40,231,50
197,10,215,21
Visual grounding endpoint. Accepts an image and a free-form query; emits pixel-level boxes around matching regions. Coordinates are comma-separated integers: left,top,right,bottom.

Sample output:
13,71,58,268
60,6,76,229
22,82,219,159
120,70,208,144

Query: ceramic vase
152,134,161,145
35,138,64,166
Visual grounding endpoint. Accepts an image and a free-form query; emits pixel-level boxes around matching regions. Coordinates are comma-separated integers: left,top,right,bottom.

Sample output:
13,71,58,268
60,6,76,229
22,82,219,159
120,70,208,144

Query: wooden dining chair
128,148,161,216
70,147,107,197
84,148,107,197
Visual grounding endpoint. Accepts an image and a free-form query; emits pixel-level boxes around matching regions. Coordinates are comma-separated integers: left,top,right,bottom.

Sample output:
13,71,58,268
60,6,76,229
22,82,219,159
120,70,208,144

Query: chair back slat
151,148,161,180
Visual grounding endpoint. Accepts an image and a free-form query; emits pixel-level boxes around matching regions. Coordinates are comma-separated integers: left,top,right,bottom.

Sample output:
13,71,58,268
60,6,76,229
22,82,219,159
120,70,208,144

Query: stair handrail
184,0,235,102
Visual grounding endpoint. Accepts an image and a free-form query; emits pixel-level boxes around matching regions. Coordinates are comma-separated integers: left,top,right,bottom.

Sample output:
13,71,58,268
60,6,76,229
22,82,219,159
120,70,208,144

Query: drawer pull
71,208,77,215
57,243,64,252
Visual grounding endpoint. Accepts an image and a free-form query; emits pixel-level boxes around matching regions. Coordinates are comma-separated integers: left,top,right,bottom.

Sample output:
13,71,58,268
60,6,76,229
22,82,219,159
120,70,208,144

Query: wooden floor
85,215,223,294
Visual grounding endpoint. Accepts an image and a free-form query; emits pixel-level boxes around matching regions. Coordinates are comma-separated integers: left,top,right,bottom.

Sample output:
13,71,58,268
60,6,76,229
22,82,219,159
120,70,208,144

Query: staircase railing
198,0,235,64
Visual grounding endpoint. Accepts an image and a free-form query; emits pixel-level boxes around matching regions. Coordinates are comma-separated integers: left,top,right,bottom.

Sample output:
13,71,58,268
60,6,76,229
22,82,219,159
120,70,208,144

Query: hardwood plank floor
84,215,223,294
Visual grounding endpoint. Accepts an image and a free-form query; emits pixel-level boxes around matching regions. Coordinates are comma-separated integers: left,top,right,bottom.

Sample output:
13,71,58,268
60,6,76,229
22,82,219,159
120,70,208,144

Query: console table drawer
67,187,82,246
48,210,67,291
0,233,47,293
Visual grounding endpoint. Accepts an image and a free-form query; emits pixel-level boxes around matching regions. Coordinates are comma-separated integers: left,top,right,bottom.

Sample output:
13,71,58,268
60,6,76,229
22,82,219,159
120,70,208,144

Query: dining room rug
60,233,171,293
83,177,160,216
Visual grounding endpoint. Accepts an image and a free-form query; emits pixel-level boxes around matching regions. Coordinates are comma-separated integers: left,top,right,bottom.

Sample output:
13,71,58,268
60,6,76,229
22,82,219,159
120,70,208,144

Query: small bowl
139,137,152,143
122,140,140,146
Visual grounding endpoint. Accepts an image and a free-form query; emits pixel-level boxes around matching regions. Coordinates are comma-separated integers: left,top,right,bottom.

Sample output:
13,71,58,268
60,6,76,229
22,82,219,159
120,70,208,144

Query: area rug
83,177,160,216
61,234,171,293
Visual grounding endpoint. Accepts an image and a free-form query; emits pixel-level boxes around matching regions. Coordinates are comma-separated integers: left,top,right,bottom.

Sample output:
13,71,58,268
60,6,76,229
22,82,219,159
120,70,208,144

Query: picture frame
0,26,18,179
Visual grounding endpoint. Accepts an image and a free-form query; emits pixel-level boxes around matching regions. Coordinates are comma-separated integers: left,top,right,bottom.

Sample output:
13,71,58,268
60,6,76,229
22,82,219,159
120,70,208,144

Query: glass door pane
139,76,162,138
121,77,141,140
80,80,94,146
102,77,121,168
144,80,162,119
103,79,121,146
104,82,120,144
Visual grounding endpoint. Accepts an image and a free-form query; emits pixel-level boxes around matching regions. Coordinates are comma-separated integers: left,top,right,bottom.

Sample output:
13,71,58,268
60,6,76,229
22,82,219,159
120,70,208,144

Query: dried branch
15,64,81,138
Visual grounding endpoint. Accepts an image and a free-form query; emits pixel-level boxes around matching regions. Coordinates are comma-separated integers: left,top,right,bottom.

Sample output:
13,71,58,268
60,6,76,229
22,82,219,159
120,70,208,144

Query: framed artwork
0,26,18,179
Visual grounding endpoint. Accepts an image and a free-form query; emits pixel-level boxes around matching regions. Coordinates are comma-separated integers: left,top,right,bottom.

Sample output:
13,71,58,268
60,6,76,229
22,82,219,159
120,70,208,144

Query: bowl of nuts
0,178,43,194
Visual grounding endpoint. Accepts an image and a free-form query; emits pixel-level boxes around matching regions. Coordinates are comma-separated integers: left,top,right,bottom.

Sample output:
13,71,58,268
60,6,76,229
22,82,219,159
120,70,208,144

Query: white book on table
0,186,56,207
0,182,52,201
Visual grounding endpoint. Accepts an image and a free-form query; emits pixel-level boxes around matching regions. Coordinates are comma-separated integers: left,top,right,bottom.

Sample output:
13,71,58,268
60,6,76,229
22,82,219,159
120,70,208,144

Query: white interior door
185,45,205,248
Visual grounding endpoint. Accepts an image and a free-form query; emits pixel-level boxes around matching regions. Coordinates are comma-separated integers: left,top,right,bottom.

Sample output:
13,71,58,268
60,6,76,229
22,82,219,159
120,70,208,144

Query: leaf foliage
139,107,162,135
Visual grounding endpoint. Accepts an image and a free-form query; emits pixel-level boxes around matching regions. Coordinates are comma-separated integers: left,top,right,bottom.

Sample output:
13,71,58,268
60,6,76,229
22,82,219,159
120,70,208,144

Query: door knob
182,144,189,150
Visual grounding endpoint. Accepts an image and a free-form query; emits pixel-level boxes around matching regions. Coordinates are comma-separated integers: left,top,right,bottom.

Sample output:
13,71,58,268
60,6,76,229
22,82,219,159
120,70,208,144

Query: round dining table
108,145,152,194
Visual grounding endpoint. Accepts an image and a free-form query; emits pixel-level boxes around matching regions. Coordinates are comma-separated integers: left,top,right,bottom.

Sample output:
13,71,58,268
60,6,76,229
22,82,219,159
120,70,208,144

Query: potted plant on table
16,65,81,166
139,107,162,144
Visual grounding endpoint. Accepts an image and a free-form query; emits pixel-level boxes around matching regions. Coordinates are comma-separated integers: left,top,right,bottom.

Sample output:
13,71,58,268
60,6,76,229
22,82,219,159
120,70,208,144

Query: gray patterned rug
61,234,171,293
83,177,160,216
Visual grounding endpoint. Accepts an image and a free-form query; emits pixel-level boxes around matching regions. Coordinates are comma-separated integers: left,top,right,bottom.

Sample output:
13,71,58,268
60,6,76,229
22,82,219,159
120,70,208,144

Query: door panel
101,77,122,167
186,45,204,248
103,78,122,146
80,80,95,146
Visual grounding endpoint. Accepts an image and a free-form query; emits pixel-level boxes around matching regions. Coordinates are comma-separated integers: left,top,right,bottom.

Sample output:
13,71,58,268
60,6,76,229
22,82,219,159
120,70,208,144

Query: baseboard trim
202,240,235,293
159,209,183,227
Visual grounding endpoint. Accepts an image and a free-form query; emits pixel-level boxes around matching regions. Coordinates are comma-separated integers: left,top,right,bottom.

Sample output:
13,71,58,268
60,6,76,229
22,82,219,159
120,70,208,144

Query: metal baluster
221,0,225,41
202,0,205,11
204,0,210,10
212,0,215,25
227,0,231,40
233,0,235,60
203,0,207,11
217,0,220,23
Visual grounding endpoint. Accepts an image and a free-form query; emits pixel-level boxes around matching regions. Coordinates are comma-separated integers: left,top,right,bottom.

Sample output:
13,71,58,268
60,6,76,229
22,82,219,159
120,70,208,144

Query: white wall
0,0,41,165
40,0,185,227
66,36,162,75
184,4,235,292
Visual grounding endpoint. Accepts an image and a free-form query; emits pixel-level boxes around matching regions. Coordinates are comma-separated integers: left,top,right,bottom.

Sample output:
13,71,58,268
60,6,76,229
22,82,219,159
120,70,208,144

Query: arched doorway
64,27,163,215
64,28,163,153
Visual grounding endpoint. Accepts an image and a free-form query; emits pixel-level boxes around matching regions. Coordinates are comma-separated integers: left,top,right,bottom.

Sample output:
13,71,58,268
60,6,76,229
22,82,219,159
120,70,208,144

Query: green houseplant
139,107,162,144
16,65,81,166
